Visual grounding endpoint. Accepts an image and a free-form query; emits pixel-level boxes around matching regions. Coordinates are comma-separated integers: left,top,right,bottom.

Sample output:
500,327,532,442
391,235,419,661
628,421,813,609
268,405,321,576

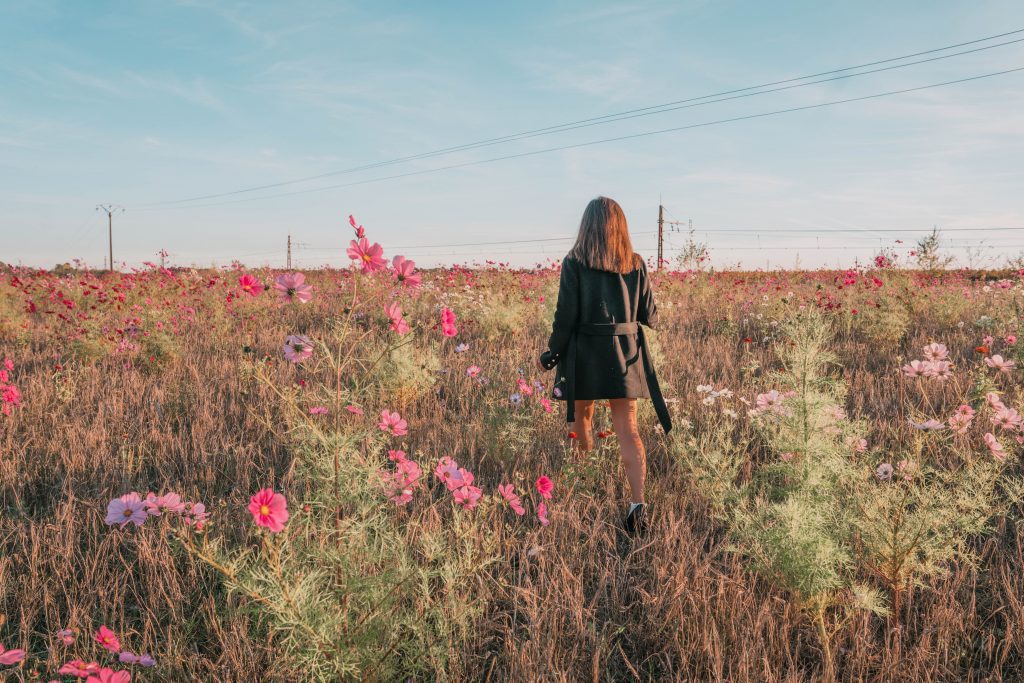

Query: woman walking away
538,196,671,536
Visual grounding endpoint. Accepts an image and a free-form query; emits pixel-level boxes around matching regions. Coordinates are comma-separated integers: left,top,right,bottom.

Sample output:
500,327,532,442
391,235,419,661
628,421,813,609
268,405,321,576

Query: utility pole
287,234,292,269
657,204,664,271
95,204,124,272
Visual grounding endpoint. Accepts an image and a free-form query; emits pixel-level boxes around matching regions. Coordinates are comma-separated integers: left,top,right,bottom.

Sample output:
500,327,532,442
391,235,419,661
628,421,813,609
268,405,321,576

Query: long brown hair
568,196,640,274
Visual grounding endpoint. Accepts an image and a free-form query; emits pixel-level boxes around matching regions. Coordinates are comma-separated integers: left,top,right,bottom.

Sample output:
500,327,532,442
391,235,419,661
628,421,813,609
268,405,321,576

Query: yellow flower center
362,254,371,262
259,504,270,515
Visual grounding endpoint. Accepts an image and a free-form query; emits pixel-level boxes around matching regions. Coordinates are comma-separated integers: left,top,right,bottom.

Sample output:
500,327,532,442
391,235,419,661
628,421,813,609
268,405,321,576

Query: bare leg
571,400,595,452
610,398,645,503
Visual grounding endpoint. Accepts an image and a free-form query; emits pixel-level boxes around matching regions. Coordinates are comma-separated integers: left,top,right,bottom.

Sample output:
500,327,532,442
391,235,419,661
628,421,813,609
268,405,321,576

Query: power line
134,28,1024,208
129,65,1024,212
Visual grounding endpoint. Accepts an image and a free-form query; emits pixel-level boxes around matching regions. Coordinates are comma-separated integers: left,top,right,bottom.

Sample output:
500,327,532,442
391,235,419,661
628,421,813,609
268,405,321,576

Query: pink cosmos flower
283,335,314,363
540,398,552,413
992,407,1023,431
466,365,482,378
348,214,365,238
143,492,185,516
902,360,927,378
238,274,264,297
908,418,944,431
248,489,289,533
272,273,313,304
105,493,148,528
385,302,411,336
309,406,328,415
94,625,120,653
119,652,156,667
381,457,422,506
85,668,131,683
922,360,952,381
440,307,458,337
922,342,948,361
498,483,526,515
434,457,462,489
378,410,408,436
984,432,1006,461
986,392,1007,412
392,255,422,288
0,644,25,665
347,237,387,273
57,628,76,645
537,502,550,526
535,475,554,500
59,660,101,677
948,408,974,434
985,355,1016,373
184,501,210,531
345,404,364,415
1006,335,1018,345
755,390,785,413
452,484,483,509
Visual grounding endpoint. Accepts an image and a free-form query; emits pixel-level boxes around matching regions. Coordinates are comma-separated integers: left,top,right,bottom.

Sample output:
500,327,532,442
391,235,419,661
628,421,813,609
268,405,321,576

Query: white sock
627,502,644,515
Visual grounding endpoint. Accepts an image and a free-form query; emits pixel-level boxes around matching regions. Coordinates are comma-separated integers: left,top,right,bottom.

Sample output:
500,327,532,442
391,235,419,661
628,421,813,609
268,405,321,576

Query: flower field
3,220,1024,681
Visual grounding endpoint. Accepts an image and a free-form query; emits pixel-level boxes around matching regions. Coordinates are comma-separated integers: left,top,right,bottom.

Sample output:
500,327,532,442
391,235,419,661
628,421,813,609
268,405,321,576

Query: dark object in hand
539,350,560,370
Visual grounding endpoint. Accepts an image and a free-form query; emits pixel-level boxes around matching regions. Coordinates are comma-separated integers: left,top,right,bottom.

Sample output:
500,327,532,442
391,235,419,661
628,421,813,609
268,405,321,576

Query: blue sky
2,0,1023,269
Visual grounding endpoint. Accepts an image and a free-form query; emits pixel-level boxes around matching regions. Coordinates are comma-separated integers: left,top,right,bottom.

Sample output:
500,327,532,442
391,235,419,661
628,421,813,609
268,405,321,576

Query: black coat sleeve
638,261,658,329
541,257,579,367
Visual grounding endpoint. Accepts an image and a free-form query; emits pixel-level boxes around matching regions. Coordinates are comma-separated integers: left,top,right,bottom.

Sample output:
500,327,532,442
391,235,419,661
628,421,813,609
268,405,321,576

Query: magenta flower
497,484,525,516
238,274,264,297
272,272,313,304
347,237,387,273
248,488,289,533
85,668,132,683
434,457,462,489
440,307,458,337
94,625,121,653
60,660,101,677
385,302,411,336
105,493,148,528
378,410,408,436
283,334,314,363
392,255,422,288
535,475,554,500
348,214,365,238
540,397,552,413
537,502,550,526
380,457,422,506
309,406,328,415
0,644,25,666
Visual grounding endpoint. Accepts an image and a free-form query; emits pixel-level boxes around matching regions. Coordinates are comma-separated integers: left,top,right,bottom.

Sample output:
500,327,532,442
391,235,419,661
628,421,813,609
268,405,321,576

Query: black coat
539,255,672,433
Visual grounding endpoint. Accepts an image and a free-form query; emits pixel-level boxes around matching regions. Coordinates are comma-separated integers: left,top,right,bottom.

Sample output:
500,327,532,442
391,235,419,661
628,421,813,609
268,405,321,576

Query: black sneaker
623,504,648,536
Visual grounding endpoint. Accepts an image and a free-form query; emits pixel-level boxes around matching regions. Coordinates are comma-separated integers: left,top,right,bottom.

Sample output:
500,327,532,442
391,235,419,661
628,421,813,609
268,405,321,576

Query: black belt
563,322,672,434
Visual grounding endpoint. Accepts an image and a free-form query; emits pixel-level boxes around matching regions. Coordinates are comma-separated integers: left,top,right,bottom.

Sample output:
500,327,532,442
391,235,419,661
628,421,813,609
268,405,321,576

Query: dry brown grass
1,265,1023,681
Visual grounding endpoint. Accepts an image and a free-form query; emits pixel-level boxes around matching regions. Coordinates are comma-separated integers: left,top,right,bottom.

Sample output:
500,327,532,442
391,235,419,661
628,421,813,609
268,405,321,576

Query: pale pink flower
948,409,974,434
452,484,483,509
392,255,422,288
283,334,314,363
755,390,785,412
780,452,796,462
380,457,422,506
248,489,289,532
143,492,185,516
59,660,100,677
985,355,1016,373
385,302,411,336
1006,335,1018,345
345,404,364,415
272,272,313,304
184,501,210,531
984,432,1006,461
497,484,526,515
537,502,550,526
922,360,952,381
440,307,458,337
992,407,1023,431
94,625,120,653
308,406,328,415
0,644,25,665
378,410,408,436
347,237,387,273
535,475,554,500
388,449,408,462
897,459,919,480
465,365,482,378
986,392,1007,412
902,360,927,378
922,342,949,361
105,493,148,528
57,628,76,645
238,274,264,297
908,418,944,431
434,457,462,489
